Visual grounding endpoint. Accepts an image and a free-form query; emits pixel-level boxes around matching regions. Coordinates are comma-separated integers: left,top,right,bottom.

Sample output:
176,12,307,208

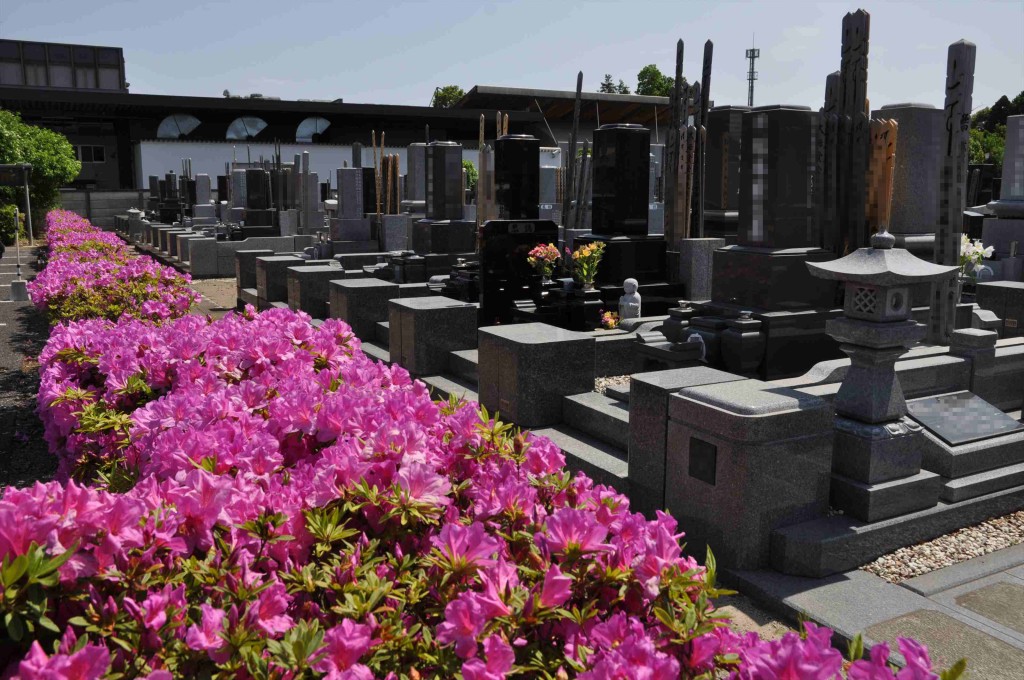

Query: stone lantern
805,230,958,522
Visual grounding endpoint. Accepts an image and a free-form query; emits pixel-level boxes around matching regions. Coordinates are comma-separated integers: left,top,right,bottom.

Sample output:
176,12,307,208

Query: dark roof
455,85,671,126
0,87,543,124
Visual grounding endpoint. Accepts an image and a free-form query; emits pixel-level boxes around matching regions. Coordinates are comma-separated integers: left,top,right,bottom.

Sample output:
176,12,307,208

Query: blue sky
2,1,1021,111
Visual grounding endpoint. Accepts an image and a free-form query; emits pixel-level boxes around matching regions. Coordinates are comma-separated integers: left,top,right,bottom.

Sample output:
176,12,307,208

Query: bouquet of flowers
527,242,560,279
569,241,606,287
960,234,994,279
601,309,620,329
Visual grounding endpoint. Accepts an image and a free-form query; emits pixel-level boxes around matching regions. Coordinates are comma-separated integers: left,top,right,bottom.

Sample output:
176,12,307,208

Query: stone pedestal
235,249,275,309
674,237,725,299
478,323,595,427
627,367,745,517
573,234,666,286
665,379,833,568
412,219,476,254
328,279,402,340
388,297,478,376
287,265,345,319
255,255,304,310
712,246,838,310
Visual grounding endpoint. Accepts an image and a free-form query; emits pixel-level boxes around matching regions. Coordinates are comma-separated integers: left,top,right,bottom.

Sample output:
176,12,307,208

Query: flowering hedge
27,210,198,323
1,211,957,678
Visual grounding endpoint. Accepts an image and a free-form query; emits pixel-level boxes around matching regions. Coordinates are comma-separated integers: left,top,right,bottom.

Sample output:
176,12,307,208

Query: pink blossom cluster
3,213,953,678
27,210,198,323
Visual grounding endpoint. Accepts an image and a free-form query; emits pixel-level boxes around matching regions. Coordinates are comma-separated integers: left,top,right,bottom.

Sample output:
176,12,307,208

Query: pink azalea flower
539,564,573,608
186,604,230,663
431,522,501,569
462,634,515,680
313,619,375,675
540,508,612,556
395,462,451,506
18,640,110,680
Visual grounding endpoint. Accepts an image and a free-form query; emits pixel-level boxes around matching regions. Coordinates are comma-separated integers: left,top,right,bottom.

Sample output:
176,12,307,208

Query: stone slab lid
480,322,593,345
669,379,831,443
807,231,956,285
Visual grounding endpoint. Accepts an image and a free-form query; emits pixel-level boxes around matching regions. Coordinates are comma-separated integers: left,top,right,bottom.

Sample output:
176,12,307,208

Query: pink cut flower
313,619,375,675
431,522,501,569
18,640,110,680
395,462,451,506
540,508,612,556
186,604,230,663
539,564,573,608
461,634,515,680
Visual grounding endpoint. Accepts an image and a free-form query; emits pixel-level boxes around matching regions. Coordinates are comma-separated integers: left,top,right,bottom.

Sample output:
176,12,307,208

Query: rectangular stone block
665,379,833,569
389,297,478,376
383,215,413,251
412,219,476,254
478,323,595,428
287,265,344,319
830,470,942,523
627,367,746,518
330,217,372,242
329,279,400,341
256,255,304,310
676,238,726,299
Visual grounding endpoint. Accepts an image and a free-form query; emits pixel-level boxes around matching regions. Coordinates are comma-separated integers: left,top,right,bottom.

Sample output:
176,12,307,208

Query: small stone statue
619,278,641,320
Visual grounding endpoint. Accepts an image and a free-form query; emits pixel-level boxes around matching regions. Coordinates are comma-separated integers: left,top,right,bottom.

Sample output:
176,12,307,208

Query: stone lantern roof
807,231,957,286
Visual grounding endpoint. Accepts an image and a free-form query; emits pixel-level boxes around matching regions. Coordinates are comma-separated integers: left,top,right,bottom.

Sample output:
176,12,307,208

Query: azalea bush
1,210,960,678
27,210,198,323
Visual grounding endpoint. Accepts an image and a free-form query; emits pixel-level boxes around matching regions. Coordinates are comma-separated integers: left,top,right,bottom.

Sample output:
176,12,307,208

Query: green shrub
0,203,26,246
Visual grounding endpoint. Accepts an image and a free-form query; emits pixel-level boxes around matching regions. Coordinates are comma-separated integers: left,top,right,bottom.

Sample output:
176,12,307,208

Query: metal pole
14,202,22,280
23,173,33,245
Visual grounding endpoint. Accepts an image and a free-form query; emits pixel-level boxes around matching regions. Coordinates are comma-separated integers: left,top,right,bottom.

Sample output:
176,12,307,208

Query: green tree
636,64,685,97
615,79,631,95
462,159,478,192
599,74,616,93
969,125,1006,167
0,109,80,235
431,85,465,109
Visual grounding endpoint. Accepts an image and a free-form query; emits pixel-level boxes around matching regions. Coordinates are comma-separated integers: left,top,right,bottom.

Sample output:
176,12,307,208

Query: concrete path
728,544,1024,677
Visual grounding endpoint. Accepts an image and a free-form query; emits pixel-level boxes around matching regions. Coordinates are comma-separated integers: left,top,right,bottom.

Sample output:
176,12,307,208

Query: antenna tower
745,37,760,107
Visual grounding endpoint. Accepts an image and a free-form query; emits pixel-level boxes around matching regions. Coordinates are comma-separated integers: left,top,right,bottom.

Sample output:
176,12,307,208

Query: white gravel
595,375,631,394
861,510,1024,583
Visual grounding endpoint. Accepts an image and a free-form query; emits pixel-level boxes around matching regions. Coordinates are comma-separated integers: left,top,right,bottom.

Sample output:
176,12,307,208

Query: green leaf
940,658,968,680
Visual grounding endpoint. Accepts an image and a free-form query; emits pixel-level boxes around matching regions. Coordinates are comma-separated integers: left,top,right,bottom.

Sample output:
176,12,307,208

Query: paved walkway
0,248,56,485
729,544,1024,677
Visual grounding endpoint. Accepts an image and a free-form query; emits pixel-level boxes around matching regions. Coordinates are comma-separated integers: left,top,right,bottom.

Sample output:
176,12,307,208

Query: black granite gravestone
495,134,540,220
245,169,269,210
907,391,1024,446
592,124,649,236
479,219,559,325
427,141,464,221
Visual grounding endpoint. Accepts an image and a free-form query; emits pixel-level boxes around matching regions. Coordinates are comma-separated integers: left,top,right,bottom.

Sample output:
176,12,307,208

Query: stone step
921,429,1024,479
375,320,389,346
942,461,1024,503
562,391,630,450
270,301,291,310
532,424,629,493
360,339,391,364
421,373,478,404
448,349,478,385
605,383,630,403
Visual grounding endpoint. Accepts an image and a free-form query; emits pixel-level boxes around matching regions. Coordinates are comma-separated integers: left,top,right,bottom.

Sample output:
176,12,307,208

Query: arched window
226,116,268,141
157,114,201,139
296,117,330,143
